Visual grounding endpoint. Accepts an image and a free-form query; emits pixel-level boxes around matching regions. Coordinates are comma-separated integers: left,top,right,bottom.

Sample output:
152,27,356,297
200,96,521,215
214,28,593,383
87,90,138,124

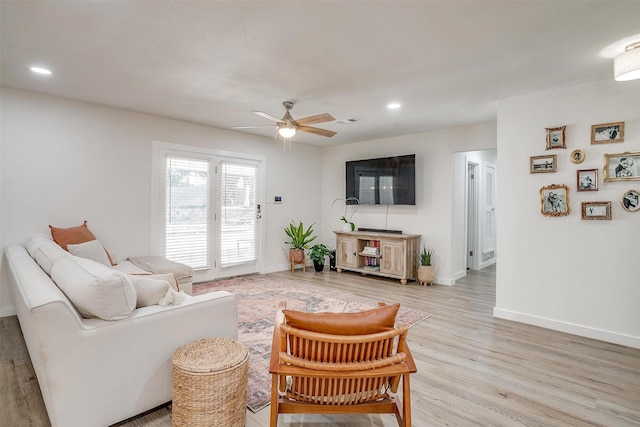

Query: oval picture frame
571,149,585,164
621,189,640,212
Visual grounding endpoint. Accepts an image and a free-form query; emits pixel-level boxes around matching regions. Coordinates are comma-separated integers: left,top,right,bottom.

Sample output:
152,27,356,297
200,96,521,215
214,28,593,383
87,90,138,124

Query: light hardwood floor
2,265,640,426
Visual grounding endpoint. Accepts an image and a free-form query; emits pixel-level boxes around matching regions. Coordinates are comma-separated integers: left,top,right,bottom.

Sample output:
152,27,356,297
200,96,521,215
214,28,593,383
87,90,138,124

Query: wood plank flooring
2,265,639,426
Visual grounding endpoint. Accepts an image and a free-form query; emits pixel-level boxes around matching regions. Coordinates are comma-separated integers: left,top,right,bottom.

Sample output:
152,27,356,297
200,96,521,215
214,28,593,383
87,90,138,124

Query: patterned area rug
192,274,431,412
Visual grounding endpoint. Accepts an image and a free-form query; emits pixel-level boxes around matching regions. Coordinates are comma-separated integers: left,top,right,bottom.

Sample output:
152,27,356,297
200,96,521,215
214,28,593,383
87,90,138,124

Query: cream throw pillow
129,276,171,308
51,255,136,320
67,239,112,267
26,235,69,276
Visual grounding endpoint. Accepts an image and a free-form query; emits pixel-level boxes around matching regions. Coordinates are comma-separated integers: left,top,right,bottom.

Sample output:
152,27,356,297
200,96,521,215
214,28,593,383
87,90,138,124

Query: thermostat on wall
274,196,282,204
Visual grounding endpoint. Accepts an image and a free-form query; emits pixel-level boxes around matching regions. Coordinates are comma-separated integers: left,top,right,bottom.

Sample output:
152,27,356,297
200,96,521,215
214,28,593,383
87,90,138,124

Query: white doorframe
466,161,480,270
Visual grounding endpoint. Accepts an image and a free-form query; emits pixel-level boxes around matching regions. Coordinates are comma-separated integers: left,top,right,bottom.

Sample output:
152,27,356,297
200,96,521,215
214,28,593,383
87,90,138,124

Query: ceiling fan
233,102,337,143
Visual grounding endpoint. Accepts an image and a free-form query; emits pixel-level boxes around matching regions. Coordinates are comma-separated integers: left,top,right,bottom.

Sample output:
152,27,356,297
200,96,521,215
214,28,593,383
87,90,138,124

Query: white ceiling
2,1,639,146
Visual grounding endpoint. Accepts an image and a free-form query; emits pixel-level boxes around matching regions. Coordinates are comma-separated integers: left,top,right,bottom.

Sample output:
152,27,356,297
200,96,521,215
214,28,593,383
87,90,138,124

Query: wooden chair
269,301,417,427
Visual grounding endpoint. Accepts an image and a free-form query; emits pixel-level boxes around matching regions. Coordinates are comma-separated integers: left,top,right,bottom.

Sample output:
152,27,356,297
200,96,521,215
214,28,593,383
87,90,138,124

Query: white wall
0,88,323,315
495,79,640,348
320,123,497,285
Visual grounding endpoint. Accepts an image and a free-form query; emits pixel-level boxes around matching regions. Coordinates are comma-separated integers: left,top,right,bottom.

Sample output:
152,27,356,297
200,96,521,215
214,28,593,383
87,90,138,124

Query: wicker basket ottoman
172,338,249,427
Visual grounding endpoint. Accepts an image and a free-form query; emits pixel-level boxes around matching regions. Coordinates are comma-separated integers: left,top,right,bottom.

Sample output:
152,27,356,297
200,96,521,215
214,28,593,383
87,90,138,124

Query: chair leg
270,375,279,427
401,374,412,427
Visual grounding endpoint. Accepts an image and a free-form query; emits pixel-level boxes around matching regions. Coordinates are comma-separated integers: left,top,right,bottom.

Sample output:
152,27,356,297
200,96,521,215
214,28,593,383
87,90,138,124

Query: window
165,156,209,269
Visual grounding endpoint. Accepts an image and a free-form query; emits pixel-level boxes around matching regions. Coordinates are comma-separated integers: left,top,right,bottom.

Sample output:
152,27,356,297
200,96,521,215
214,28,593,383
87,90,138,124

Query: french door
153,142,263,282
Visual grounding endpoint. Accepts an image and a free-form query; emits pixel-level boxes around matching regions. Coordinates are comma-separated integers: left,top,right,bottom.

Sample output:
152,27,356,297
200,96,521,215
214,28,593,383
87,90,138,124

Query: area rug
192,274,431,413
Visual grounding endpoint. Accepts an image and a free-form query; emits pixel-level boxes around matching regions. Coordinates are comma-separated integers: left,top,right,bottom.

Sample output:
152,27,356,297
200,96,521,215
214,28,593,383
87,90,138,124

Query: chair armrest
269,301,287,373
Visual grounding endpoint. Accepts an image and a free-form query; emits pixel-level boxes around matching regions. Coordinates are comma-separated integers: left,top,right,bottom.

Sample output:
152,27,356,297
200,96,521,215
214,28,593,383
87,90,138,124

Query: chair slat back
278,324,409,405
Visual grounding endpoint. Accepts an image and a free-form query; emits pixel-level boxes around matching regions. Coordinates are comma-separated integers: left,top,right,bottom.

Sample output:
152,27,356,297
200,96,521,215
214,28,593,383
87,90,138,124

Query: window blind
220,161,257,266
165,156,209,269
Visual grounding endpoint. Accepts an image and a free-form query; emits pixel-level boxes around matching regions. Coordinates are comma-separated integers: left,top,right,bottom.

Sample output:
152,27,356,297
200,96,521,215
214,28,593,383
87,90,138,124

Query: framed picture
530,154,557,173
540,184,570,216
591,122,624,144
546,126,566,150
576,169,598,191
581,202,611,220
621,189,640,212
603,151,640,182
570,149,585,164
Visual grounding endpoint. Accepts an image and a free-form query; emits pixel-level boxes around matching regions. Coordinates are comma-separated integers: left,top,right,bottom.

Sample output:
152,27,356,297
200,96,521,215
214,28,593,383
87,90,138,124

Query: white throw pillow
67,239,112,267
51,255,136,320
129,276,171,308
26,234,69,276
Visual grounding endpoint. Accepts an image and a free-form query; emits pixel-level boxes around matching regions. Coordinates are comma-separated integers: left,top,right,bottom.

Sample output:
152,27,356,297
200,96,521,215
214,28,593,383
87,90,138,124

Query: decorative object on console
308,243,334,272
545,126,566,150
417,245,435,286
603,151,640,182
540,184,570,217
581,201,612,220
621,189,640,212
284,220,316,272
332,196,359,231
591,121,624,144
530,154,557,173
577,169,598,192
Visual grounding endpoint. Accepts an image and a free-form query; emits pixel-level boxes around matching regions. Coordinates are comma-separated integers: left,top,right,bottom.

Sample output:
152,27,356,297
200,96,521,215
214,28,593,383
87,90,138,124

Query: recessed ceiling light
30,66,52,75
387,102,401,110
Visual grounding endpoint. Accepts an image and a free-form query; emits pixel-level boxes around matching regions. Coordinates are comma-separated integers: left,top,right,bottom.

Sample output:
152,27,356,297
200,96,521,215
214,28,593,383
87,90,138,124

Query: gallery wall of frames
530,121,639,220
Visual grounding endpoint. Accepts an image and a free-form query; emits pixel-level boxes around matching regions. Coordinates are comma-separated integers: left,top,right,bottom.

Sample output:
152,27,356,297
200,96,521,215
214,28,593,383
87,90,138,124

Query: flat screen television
346,154,416,205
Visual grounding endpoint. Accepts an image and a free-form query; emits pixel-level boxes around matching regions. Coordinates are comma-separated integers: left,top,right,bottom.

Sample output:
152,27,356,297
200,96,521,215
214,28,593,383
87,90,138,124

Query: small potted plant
417,246,435,286
284,220,317,265
309,244,335,272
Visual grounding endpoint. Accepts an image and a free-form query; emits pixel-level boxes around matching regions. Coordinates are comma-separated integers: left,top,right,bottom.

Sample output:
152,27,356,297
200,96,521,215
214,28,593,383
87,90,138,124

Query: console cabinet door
379,240,405,276
337,237,358,269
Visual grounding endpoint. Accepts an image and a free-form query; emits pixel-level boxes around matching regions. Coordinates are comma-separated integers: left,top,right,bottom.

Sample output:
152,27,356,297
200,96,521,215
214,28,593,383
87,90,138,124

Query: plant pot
418,265,435,286
313,260,325,272
289,248,305,263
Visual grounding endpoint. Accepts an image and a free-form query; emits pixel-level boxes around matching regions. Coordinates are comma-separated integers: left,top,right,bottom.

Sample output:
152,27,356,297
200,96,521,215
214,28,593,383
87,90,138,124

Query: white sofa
5,241,238,427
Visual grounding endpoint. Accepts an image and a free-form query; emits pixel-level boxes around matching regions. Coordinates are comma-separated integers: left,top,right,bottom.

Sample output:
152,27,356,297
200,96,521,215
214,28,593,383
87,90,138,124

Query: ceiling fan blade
252,110,285,123
294,113,335,126
298,126,337,138
232,125,276,129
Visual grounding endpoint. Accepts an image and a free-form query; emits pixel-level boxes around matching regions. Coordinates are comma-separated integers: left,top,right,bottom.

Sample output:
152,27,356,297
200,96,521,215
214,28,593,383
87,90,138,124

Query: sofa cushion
67,239,112,267
26,235,69,276
49,221,97,250
283,303,400,335
51,255,136,320
129,276,171,308
49,221,115,265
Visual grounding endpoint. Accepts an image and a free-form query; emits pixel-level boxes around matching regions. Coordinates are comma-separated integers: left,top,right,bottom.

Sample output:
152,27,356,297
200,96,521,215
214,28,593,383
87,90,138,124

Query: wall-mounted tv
346,154,416,205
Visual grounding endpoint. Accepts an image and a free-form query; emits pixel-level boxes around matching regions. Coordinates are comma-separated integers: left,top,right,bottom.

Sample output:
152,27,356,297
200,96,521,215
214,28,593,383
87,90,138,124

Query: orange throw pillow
49,221,114,265
283,303,399,335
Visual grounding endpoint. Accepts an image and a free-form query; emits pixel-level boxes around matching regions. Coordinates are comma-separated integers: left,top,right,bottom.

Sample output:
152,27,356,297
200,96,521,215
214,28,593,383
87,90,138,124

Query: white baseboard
0,306,17,318
493,307,640,349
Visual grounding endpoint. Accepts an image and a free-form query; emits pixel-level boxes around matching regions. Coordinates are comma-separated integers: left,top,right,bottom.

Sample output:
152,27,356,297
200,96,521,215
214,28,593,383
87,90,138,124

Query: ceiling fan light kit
233,101,336,150
614,41,640,82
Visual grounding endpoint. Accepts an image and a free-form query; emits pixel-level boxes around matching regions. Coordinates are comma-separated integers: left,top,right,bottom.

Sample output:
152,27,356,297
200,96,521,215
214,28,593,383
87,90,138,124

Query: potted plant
332,197,359,231
309,244,335,272
417,246,435,286
284,220,317,265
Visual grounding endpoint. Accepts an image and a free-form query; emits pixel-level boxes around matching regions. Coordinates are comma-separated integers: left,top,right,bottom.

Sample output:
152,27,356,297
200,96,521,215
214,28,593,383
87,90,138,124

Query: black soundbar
357,228,403,234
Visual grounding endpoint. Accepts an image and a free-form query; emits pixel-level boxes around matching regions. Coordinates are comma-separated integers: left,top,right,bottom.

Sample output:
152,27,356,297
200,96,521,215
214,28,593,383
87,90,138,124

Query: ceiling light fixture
277,122,297,139
30,66,52,75
614,41,640,81
387,102,401,110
